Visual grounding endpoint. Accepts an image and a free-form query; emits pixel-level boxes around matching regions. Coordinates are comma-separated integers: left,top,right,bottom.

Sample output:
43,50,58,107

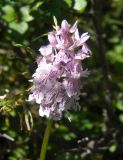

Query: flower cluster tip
29,19,91,120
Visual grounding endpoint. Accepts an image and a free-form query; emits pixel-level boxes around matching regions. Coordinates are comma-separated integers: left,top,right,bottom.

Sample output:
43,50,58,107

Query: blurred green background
0,0,123,160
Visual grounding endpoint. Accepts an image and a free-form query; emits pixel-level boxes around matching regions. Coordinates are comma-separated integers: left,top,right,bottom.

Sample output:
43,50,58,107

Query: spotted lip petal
28,19,91,120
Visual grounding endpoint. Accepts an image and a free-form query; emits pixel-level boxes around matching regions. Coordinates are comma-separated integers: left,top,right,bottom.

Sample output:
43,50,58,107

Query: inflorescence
28,19,91,120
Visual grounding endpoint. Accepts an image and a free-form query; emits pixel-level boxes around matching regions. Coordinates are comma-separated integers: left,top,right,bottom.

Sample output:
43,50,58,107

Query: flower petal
39,45,52,56
70,21,78,33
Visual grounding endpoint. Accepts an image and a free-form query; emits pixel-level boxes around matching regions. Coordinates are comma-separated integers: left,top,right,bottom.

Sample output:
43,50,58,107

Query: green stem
40,119,53,160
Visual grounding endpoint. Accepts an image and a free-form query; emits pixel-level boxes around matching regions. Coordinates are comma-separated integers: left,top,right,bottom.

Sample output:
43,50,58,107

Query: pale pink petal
39,105,50,118
75,29,80,40
39,45,52,56
48,33,57,47
61,20,69,30
70,21,78,33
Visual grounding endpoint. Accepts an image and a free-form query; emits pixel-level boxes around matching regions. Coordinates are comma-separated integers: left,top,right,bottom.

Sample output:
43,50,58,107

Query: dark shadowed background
0,0,123,160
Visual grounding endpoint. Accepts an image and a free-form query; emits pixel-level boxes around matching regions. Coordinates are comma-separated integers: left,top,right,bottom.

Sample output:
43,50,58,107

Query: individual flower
28,19,91,120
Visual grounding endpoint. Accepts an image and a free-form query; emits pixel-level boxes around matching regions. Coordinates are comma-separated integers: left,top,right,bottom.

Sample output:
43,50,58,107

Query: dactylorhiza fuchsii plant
29,19,91,120
28,18,91,160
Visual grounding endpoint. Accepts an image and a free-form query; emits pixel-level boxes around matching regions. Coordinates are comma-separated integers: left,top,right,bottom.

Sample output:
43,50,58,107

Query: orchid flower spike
28,19,91,120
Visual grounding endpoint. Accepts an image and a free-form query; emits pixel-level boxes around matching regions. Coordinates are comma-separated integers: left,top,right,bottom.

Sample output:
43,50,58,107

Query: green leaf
81,120,93,130
73,0,87,13
9,21,28,34
19,0,34,3
20,6,33,22
64,0,72,7
2,5,16,22
116,100,123,111
63,132,76,141
119,114,123,123
109,143,117,153
32,2,44,10
107,42,123,63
